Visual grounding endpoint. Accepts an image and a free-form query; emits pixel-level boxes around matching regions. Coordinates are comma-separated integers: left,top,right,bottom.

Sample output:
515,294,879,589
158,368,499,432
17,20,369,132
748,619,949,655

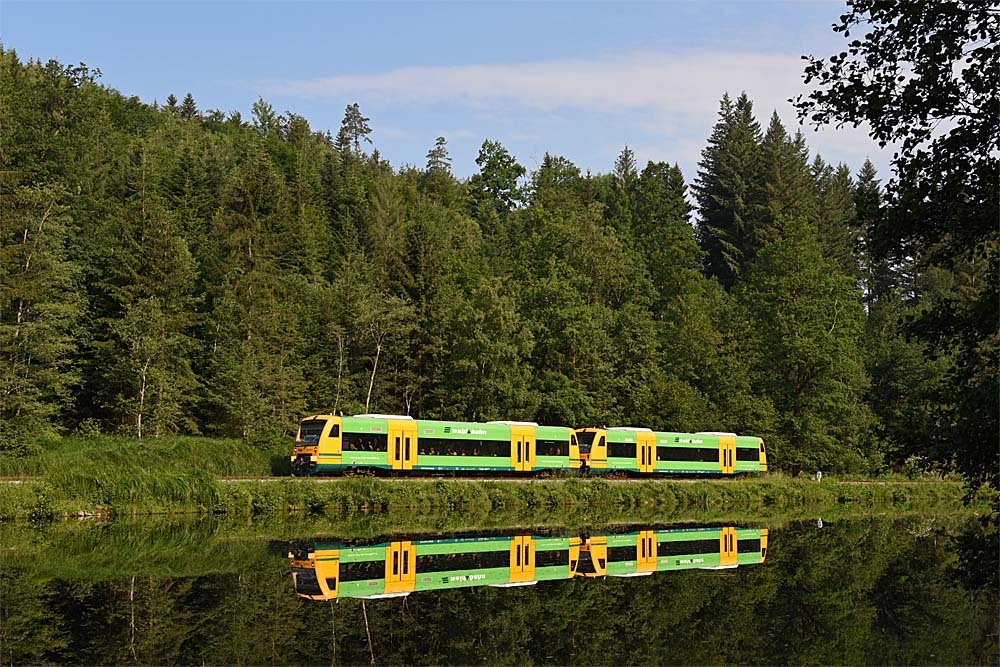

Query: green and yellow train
288,526,769,601
290,414,766,476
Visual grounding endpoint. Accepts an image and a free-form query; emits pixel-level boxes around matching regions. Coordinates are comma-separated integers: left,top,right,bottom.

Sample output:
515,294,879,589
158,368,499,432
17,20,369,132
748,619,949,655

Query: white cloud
263,51,891,178
265,52,804,118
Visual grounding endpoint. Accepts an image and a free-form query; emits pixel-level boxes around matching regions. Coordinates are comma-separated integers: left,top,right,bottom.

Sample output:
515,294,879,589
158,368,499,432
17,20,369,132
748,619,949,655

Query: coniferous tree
693,93,762,288
812,157,859,278
179,93,197,120
335,103,372,156
0,185,82,451
751,115,818,255
425,136,451,174
602,145,638,239
93,144,201,437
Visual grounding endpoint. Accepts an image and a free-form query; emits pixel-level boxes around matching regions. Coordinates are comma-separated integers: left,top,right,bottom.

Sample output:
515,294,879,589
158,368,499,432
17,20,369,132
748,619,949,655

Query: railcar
288,533,581,601
291,414,580,476
574,526,769,578
574,427,767,476
288,526,768,601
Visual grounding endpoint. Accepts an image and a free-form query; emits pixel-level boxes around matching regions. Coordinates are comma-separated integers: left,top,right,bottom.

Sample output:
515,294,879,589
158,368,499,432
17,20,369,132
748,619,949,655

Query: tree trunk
365,342,381,413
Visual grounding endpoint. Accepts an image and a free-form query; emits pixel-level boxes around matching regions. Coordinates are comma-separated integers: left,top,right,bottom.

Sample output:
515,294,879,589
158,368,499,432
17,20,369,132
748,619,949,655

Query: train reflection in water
289,526,768,601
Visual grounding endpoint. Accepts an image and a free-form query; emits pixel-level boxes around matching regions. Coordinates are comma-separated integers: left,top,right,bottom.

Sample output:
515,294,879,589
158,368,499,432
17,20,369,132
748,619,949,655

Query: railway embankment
0,471,985,521
0,435,988,520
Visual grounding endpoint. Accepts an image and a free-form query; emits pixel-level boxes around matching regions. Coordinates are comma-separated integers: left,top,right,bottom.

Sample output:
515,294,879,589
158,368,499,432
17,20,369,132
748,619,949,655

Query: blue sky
2,1,889,181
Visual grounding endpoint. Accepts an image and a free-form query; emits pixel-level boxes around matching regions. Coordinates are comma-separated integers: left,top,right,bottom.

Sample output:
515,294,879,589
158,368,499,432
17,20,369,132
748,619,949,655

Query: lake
1,514,996,665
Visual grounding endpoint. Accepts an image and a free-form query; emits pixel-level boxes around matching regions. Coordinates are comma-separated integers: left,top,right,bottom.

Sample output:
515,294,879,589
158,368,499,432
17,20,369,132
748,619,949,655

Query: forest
0,3,996,482
2,517,997,665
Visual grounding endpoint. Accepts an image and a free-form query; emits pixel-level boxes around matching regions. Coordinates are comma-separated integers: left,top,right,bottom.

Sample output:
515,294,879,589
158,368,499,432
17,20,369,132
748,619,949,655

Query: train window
342,434,388,452
608,442,637,458
535,549,568,569
657,539,719,557
340,560,384,582
416,438,511,457
326,577,337,590
576,431,596,453
656,447,719,462
736,448,759,461
300,419,327,440
292,568,322,595
329,424,340,437
537,439,568,456
415,551,509,573
607,546,639,563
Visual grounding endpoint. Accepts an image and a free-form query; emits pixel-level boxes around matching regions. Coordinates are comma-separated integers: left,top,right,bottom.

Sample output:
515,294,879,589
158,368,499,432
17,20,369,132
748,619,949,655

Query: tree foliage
0,42,974,480
796,0,999,493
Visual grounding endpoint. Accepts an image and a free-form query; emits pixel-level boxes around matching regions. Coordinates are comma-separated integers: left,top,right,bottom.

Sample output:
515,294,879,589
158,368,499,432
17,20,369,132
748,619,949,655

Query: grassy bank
0,473,983,521
0,434,287,478
0,435,987,520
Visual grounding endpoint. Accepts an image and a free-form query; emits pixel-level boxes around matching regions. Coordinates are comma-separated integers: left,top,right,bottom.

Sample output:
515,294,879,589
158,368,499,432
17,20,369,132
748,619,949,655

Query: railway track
0,475,701,484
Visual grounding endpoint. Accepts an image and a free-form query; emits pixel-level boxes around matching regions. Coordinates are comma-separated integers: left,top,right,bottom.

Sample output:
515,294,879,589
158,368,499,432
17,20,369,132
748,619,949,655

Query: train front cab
574,535,608,577
289,543,339,601
573,428,609,471
291,415,343,475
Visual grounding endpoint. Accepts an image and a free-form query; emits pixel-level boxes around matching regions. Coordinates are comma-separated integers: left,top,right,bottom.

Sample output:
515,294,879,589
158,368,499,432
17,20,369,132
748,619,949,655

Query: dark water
1,514,996,665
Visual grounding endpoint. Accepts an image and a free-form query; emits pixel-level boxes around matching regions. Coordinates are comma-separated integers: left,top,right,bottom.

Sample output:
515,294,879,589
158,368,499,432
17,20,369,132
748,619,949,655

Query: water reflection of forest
1,517,995,665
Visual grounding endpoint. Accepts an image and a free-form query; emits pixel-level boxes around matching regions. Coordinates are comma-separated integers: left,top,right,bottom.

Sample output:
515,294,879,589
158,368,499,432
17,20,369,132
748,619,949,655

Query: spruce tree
812,157,859,278
693,93,762,288
179,93,197,120
604,145,638,239
751,115,818,255
0,185,82,452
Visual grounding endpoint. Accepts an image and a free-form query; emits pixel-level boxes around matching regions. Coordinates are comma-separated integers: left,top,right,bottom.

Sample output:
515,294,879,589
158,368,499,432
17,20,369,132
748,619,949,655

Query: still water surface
1,514,996,665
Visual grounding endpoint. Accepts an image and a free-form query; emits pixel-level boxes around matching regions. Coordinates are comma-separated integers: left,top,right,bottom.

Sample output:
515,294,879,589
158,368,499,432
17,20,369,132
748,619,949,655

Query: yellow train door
716,434,736,474
509,425,536,472
637,432,656,473
719,527,738,567
509,536,536,583
384,541,416,594
637,530,657,572
388,420,418,470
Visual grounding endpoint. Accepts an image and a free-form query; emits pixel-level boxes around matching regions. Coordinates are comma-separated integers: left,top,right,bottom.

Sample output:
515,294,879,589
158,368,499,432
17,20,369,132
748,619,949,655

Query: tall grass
0,475,981,521
0,435,986,520
0,434,283,478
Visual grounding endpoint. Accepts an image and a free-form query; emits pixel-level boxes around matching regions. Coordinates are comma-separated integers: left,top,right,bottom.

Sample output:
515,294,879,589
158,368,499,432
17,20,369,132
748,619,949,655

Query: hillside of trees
0,18,992,479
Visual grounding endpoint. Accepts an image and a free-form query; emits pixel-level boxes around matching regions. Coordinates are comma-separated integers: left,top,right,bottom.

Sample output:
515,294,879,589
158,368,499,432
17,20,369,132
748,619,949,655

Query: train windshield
292,568,322,596
576,431,596,453
575,550,599,575
299,419,327,442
